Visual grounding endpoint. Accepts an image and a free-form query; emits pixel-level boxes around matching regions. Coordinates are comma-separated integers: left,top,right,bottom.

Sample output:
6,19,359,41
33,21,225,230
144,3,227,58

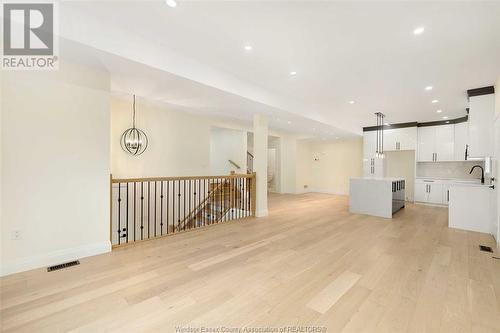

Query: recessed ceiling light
432,100,439,104
289,71,297,76
436,109,442,113
442,116,449,119
166,0,177,8
244,45,253,51
413,26,425,35
287,120,292,124
425,86,433,91
349,100,355,104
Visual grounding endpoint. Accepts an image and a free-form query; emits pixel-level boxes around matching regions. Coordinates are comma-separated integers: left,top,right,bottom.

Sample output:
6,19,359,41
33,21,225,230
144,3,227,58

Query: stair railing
110,172,256,247
247,151,254,174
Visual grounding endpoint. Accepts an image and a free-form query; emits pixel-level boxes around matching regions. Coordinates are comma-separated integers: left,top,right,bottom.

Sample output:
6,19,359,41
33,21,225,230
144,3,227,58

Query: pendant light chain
133,94,136,128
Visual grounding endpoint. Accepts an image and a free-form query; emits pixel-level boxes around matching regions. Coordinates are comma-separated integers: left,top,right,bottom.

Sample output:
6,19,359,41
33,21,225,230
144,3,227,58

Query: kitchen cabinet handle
447,190,449,201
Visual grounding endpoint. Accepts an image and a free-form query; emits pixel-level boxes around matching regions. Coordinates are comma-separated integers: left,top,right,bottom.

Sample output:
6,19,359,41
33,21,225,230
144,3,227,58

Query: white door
427,183,444,204
435,125,455,161
454,122,468,161
418,127,436,162
415,183,428,202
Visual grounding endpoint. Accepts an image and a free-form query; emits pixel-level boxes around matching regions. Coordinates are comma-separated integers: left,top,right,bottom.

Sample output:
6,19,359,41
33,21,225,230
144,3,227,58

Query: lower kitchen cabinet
415,179,445,205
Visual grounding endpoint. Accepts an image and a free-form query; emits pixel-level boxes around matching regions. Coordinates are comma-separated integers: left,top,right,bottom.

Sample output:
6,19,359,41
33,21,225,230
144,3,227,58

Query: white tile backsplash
416,161,485,179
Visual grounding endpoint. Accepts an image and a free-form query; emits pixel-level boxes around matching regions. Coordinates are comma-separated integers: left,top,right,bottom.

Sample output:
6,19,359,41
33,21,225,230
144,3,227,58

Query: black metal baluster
210,179,214,225
160,181,164,235
177,180,181,231
232,176,235,220
134,182,137,242
238,178,243,219
117,182,121,245
171,180,175,234
148,181,151,239
126,183,129,243
166,181,170,234
194,179,198,228
188,179,192,230
183,180,186,230
154,181,157,237
203,179,206,227
141,182,144,240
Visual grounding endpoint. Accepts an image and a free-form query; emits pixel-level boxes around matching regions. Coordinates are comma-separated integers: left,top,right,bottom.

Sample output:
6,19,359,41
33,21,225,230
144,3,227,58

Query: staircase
177,179,242,231
110,173,255,246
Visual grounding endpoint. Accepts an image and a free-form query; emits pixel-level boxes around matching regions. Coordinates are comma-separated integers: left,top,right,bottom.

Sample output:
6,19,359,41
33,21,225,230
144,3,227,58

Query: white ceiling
60,1,500,135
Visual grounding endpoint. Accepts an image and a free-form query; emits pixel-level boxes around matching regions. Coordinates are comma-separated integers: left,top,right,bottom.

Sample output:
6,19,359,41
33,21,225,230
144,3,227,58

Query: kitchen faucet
469,165,485,184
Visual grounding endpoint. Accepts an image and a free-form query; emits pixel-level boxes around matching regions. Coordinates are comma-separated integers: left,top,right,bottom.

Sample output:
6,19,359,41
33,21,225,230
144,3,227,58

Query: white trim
307,188,349,196
0,241,111,277
255,209,269,217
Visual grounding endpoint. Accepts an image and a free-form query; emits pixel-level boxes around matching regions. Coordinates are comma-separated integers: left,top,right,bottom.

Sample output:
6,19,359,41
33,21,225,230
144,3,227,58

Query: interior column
253,114,268,217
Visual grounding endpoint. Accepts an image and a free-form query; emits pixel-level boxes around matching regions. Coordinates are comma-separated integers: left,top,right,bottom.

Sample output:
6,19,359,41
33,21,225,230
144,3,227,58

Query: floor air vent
479,245,493,253
47,260,80,272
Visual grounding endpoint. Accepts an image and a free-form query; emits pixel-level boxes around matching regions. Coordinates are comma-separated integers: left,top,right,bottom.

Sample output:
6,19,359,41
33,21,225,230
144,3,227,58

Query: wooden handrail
110,172,256,247
228,159,241,169
177,179,227,230
112,173,253,183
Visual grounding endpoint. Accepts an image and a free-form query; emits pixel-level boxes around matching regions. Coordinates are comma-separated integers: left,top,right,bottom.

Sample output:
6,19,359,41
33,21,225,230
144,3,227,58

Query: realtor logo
2,1,59,70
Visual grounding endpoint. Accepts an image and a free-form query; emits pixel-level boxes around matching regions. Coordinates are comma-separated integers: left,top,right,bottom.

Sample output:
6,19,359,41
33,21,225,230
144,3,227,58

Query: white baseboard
0,241,111,277
307,188,349,196
255,209,269,217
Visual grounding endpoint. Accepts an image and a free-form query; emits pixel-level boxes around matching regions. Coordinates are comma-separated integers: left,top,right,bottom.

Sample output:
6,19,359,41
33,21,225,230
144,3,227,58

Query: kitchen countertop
351,177,405,182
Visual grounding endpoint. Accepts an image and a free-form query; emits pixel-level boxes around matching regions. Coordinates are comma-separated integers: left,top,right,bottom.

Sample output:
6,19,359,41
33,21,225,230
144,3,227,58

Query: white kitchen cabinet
417,125,454,162
383,127,417,151
415,183,427,202
454,122,468,161
427,183,444,204
363,131,377,158
417,127,435,162
468,94,495,158
435,125,454,161
415,179,445,205
363,156,385,177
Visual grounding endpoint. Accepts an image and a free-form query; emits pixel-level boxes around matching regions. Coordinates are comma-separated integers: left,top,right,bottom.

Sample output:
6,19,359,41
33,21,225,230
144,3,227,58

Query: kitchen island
349,177,405,218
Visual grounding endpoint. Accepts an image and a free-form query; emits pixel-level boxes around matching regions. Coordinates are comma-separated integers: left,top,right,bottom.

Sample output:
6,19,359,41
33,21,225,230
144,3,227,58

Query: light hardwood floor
1,193,499,332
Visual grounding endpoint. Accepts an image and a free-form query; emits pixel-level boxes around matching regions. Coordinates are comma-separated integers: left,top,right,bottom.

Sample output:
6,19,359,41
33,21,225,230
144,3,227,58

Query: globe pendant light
120,95,148,156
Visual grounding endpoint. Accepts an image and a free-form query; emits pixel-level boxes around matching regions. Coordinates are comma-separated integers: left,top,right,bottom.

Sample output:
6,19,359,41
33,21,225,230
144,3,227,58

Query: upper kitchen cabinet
467,88,495,158
417,126,435,161
363,130,377,158
383,127,417,151
417,124,454,162
435,124,455,161
454,121,468,161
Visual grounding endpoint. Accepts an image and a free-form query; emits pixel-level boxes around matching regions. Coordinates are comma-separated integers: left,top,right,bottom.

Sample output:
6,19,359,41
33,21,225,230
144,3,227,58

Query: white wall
111,98,212,178
1,61,111,276
308,138,363,195
210,127,247,175
280,135,297,194
296,140,312,193
494,76,500,247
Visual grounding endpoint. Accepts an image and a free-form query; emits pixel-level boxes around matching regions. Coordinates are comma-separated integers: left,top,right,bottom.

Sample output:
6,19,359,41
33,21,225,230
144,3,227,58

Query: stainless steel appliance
392,180,405,214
